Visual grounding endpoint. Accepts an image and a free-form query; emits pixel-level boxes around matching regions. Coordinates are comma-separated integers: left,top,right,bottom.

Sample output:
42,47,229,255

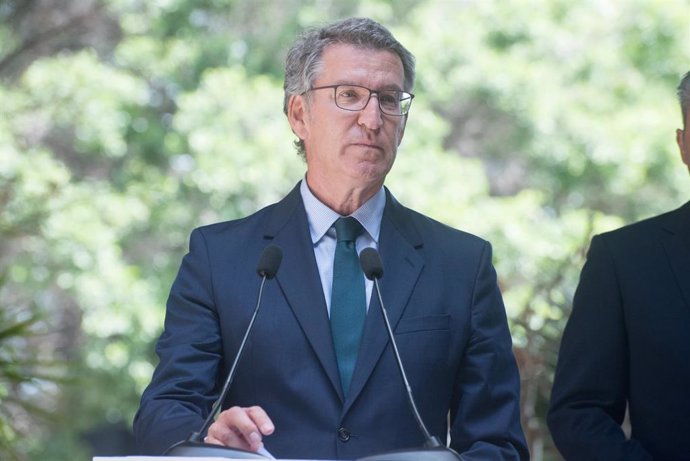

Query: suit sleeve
449,241,529,460
547,235,652,460
133,228,223,454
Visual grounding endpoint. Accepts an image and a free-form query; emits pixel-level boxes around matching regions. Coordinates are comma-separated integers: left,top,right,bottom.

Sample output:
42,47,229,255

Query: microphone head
256,244,283,279
359,247,384,280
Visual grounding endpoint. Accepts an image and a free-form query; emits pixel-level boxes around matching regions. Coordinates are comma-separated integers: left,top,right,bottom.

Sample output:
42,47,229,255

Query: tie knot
334,217,363,243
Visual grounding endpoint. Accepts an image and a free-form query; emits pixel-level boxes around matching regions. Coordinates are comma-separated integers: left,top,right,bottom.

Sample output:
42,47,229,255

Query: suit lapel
264,184,344,401
661,201,690,311
262,186,427,408
344,191,424,414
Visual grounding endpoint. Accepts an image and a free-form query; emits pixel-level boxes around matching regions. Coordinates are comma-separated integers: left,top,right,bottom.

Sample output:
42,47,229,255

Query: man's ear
676,128,690,170
287,94,309,142
397,114,407,146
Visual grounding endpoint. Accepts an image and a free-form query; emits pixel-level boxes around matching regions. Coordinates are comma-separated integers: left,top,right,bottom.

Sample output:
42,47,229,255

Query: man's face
289,43,408,192
676,112,690,174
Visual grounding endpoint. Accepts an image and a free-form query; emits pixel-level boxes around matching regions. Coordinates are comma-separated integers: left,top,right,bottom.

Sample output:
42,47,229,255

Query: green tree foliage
0,1,687,459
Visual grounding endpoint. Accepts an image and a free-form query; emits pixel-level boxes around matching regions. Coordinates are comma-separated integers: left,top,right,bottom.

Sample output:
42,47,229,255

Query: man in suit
547,70,690,460
134,17,527,460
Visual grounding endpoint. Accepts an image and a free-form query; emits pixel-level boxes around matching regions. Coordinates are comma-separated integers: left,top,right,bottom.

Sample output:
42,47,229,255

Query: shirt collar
300,178,385,244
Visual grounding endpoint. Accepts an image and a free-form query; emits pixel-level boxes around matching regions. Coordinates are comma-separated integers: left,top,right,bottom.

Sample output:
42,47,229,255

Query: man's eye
339,89,359,99
379,94,398,105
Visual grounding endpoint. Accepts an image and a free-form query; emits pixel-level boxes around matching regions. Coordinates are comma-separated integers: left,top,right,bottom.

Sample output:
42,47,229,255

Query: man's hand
205,406,275,452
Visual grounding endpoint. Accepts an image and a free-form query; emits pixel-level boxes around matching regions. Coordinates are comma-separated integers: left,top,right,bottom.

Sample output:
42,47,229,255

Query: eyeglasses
306,84,414,116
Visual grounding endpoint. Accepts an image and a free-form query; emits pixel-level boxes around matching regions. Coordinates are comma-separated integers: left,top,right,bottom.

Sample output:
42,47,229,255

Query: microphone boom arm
164,244,282,459
357,247,460,460
188,273,271,442
371,277,441,448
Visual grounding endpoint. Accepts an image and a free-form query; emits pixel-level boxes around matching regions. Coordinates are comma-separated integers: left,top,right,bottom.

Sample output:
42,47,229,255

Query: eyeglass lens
334,85,412,115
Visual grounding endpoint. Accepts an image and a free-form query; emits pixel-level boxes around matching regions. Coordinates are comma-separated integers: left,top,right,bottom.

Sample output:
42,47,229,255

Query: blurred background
1,0,688,460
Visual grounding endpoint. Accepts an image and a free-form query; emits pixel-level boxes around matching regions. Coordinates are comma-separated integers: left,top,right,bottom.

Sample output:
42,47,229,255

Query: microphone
357,248,460,461
164,244,283,459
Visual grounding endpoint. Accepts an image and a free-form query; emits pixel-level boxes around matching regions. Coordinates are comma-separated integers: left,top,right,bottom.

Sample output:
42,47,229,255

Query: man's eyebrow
331,81,404,92
379,84,404,92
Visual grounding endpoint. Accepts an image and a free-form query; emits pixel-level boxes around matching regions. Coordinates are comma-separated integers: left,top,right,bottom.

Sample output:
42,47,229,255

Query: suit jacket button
338,427,351,442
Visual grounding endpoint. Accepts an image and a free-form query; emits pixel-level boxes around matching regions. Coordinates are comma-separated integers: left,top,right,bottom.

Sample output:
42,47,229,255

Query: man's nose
357,94,383,129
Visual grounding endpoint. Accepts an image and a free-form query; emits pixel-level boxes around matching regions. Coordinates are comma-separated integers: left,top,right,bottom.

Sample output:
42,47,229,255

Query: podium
93,458,331,461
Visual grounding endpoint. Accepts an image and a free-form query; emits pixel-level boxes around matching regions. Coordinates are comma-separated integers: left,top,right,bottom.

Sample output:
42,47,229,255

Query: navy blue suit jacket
133,183,528,459
548,201,690,460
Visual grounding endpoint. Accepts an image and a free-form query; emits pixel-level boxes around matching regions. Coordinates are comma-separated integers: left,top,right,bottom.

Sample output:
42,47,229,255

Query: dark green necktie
330,217,366,395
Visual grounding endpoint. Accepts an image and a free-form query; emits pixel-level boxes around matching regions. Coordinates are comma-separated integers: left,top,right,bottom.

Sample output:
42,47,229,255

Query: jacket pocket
394,314,450,335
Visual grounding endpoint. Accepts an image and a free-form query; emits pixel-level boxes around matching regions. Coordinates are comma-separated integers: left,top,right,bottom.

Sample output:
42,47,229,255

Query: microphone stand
357,249,460,461
164,245,282,458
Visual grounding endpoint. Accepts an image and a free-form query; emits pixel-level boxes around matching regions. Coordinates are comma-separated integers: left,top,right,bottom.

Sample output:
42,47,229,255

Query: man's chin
351,162,392,183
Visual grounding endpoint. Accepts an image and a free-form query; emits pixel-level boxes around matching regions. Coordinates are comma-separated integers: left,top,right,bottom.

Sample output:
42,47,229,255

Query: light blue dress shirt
299,179,384,315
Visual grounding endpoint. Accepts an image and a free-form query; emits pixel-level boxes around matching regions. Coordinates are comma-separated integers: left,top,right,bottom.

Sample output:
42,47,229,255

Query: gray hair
677,70,690,128
283,17,416,157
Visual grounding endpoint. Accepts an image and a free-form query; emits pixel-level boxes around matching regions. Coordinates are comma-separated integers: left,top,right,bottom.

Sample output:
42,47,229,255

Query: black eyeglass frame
305,84,415,116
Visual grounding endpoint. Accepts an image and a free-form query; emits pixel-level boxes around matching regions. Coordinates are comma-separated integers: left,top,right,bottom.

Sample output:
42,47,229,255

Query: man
134,17,527,460
547,71,690,460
